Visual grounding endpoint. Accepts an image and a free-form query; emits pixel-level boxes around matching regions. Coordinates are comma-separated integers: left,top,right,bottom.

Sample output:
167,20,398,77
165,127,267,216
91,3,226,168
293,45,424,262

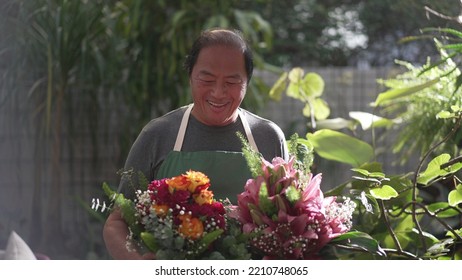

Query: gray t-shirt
118,105,288,197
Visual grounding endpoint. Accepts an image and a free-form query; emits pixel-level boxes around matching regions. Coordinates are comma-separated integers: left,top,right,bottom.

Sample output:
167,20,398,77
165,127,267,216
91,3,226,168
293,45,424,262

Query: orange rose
151,204,169,217
178,214,204,240
166,175,190,194
184,170,210,193
193,189,214,205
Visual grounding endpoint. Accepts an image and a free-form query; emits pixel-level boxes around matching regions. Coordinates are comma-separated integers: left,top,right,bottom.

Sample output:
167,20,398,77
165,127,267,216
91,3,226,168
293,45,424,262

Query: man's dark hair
184,28,254,82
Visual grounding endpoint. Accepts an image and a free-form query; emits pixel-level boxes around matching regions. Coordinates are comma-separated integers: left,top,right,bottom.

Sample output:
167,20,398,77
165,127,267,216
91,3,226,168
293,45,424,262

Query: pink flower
233,155,355,259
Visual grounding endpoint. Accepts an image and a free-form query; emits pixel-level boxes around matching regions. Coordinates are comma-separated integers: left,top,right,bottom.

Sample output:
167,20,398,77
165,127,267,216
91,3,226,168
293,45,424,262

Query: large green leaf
306,129,374,167
417,154,462,186
373,77,440,106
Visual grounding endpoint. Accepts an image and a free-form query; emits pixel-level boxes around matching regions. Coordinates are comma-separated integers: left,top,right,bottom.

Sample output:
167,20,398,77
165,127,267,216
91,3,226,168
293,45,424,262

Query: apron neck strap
173,104,260,153
238,108,259,153
173,104,193,151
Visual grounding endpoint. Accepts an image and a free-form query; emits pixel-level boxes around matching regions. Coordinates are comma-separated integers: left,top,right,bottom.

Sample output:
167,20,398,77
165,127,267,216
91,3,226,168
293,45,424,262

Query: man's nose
211,81,227,97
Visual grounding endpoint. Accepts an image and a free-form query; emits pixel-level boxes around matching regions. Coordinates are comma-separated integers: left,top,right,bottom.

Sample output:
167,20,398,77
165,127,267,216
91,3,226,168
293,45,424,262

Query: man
103,28,288,259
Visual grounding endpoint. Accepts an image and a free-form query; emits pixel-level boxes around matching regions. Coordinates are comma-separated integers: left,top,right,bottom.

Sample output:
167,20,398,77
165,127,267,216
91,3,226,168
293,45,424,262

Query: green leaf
316,118,355,130
441,43,462,50
306,129,374,167
436,110,453,119
268,72,287,101
200,229,224,247
188,229,224,259
349,111,393,130
137,170,149,191
373,77,440,106
417,154,462,185
329,231,387,257
448,184,462,207
427,202,460,218
351,168,386,179
301,72,324,98
382,215,414,249
286,68,304,101
351,168,371,176
141,231,159,252
288,67,304,83
302,99,330,120
421,27,462,39
102,182,116,199
101,182,142,235
313,98,330,120
370,185,398,200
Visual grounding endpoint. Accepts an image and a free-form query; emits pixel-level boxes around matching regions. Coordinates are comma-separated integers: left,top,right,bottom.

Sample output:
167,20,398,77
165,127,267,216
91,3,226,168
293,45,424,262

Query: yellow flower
184,170,210,193
193,189,214,205
178,214,204,240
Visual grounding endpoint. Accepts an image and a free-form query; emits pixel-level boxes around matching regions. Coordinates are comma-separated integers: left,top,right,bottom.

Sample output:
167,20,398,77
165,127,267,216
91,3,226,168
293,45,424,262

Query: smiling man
102,28,288,259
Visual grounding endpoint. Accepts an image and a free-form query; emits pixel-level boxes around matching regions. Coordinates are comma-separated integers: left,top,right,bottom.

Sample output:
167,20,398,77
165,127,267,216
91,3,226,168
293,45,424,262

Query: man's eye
197,78,215,83
226,79,242,85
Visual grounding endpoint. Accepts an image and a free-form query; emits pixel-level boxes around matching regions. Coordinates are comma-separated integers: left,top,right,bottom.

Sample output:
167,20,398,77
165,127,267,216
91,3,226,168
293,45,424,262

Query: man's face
190,45,247,127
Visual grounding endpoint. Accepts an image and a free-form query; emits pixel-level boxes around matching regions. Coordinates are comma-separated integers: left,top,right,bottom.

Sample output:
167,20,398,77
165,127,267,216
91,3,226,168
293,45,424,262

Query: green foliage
373,47,462,164
102,182,142,237
417,154,462,186
307,129,374,167
270,24,462,257
258,183,277,217
321,231,387,260
269,67,329,129
237,131,264,178
448,184,462,207
287,133,314,172
1,1,275,258
370,185,399,200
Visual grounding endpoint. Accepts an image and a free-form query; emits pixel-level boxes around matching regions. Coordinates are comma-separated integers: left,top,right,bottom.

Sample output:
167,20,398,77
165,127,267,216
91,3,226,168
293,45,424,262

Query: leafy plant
0,0,276,259
269,31,462,259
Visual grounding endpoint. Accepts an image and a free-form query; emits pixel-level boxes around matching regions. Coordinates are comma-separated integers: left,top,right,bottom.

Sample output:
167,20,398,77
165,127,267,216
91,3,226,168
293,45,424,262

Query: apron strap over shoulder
173,104,193,151
238,108,259,153
173,104,259,153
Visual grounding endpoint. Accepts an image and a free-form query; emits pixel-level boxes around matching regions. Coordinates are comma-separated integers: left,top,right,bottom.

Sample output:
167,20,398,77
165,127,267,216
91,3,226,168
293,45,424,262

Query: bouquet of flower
231,134,356,259
97,170,251,259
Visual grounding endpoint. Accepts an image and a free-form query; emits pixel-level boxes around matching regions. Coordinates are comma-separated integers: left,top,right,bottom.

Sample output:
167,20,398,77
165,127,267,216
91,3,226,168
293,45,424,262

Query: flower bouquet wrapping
231,134,356,259
98,170,251,259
